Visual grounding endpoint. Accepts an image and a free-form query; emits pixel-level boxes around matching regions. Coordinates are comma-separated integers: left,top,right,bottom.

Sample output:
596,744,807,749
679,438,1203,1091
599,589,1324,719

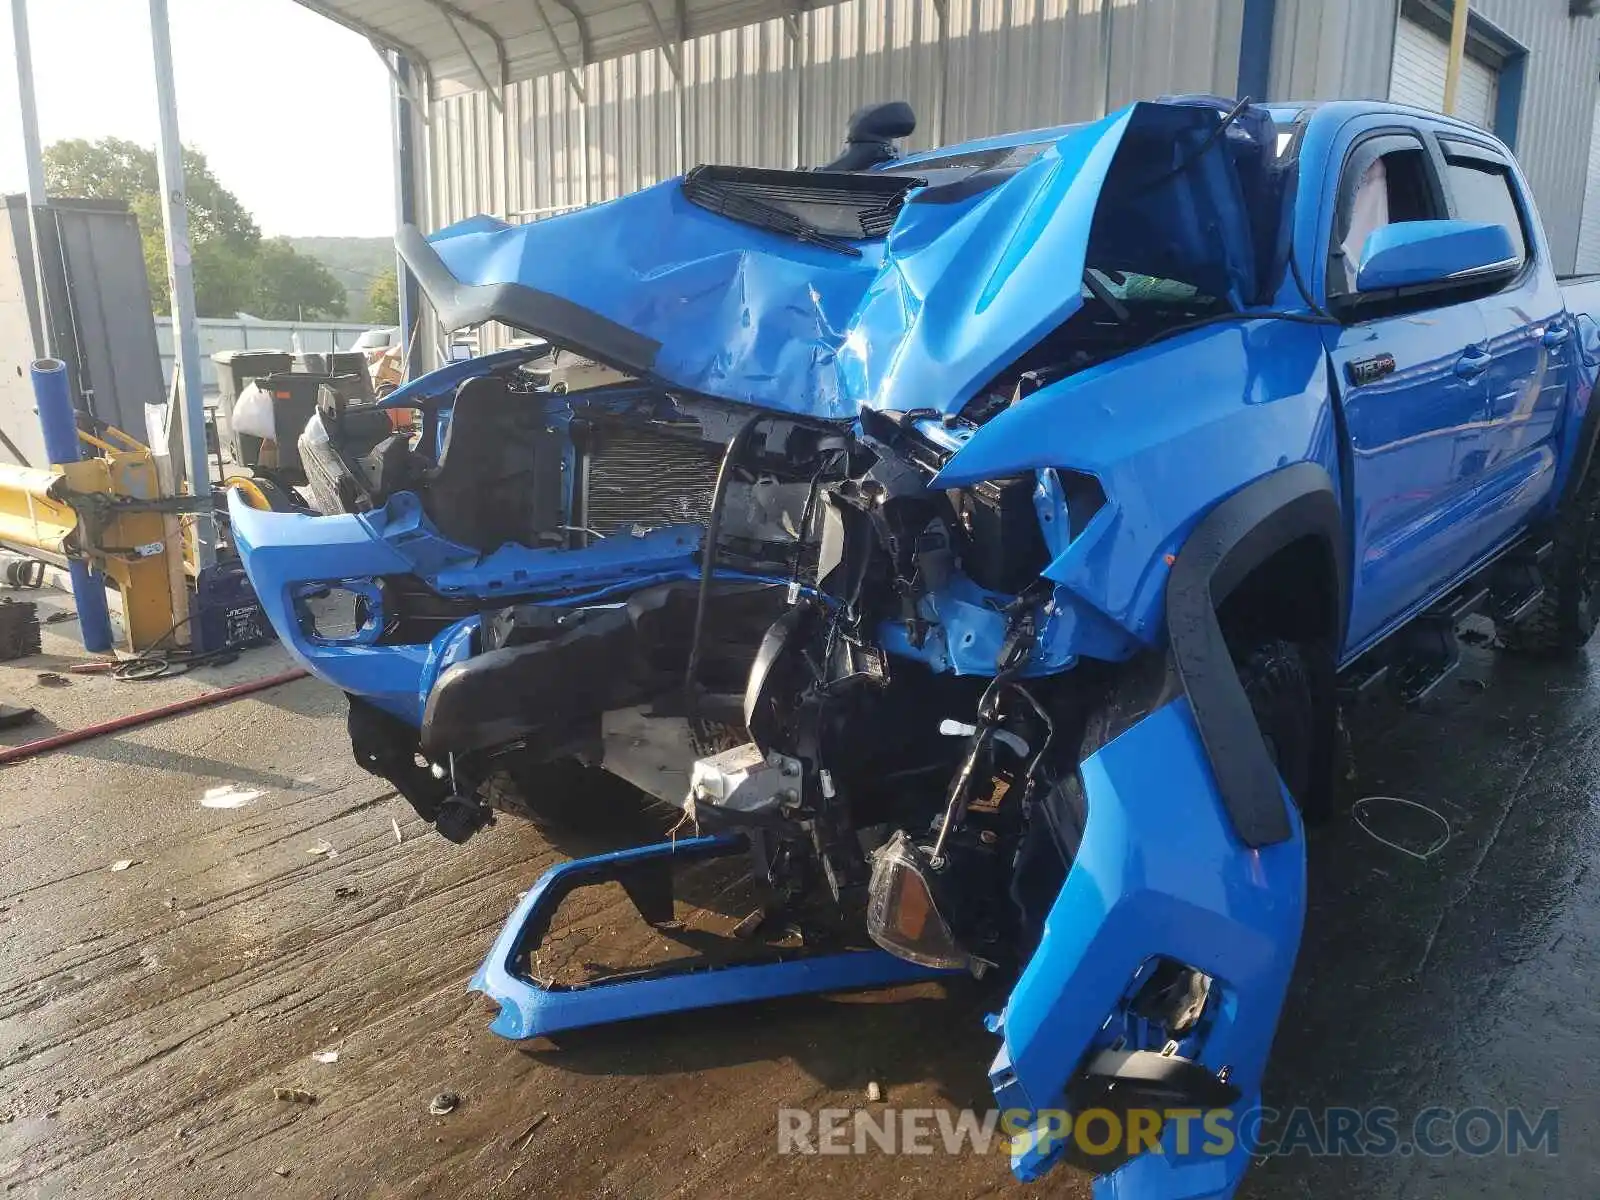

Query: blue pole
30,359,114,652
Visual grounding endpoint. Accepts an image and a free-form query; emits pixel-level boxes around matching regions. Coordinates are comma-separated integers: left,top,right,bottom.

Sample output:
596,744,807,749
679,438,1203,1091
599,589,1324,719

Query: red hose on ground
0,668,311,766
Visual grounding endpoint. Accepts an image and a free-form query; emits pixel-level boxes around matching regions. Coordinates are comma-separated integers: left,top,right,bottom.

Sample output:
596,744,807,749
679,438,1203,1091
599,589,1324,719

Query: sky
1,0,395,238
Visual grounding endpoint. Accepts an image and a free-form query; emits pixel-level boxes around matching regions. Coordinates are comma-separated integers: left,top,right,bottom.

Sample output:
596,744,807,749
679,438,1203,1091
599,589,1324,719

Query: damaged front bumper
469,832,954,1039
469,695,1305,1199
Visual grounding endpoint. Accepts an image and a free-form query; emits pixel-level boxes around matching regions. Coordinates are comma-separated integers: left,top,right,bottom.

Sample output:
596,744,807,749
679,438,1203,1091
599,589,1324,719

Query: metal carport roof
295,0,794,99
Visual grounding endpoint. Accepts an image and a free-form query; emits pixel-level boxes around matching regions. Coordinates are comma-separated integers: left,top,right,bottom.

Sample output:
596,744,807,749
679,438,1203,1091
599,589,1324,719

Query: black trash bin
212,349,292,469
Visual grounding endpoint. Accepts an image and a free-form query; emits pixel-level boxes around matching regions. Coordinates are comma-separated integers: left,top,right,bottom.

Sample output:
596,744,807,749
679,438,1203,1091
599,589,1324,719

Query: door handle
1543,324,1571,349
1454,346,1491,379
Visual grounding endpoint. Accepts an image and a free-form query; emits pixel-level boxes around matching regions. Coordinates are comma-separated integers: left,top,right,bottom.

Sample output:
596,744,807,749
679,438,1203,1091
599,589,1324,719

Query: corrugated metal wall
1267,0,1397,102
1472,0,1600,272
420,0,1600,297
425,0,1248,233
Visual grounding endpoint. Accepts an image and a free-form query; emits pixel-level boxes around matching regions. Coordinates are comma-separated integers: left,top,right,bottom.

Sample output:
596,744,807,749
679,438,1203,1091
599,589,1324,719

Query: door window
1441,154,1528,270
1330,133,1445,297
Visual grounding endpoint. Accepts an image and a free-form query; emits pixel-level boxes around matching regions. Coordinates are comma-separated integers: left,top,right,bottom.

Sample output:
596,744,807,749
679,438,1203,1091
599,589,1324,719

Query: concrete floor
1,592,1596,1198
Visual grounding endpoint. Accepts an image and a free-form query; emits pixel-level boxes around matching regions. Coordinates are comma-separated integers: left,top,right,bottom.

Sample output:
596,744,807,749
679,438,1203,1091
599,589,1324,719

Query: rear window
1444,157,1527,269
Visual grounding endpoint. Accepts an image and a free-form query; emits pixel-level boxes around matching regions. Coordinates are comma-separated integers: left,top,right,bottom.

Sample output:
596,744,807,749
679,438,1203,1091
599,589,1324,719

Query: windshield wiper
1082,269,1131,323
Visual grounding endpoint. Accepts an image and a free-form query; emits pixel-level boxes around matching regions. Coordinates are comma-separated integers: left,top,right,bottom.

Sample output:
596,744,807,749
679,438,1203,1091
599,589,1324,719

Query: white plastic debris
866,1081,883,1102
312,1050,339,1065
429,1091,460,1116
305,842,338,858
391,818,403,845
201,785,261,809
109,860,135,872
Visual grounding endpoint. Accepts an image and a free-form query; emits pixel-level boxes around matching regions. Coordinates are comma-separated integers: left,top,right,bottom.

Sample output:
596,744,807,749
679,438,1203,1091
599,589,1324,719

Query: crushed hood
399,98,1276,419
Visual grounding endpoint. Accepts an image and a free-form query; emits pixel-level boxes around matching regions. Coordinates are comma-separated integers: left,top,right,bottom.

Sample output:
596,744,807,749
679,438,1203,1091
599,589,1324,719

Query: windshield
1081,267,1225,318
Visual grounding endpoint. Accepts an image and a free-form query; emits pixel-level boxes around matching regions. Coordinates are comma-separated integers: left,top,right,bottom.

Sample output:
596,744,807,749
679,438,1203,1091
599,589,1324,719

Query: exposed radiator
584,424,723,536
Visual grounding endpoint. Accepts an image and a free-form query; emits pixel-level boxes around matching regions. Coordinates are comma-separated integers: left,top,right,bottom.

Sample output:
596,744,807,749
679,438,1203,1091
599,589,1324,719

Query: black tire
251,475,307,513
1502,470,1600,657
1069,638,1333,822
1230,636,1335,822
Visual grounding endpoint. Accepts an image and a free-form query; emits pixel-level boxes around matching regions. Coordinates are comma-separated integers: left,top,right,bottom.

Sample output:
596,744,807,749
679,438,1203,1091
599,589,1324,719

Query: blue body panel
469,834,954,1038
421,100,1262,419
933,318,1337,645
991,699,1304,1195
232,98,1600,1200
1351,219,1516,291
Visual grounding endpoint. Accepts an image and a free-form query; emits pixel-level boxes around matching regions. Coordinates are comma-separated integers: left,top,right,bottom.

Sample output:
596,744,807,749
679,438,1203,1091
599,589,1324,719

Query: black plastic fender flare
1165,461,1347,847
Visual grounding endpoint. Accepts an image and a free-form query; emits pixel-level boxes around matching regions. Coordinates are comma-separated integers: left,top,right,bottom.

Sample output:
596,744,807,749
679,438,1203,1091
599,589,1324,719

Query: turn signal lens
866,830,970,970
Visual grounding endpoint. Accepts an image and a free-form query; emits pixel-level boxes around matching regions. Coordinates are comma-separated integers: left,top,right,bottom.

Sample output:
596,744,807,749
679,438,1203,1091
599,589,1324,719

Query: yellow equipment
0,428,198,652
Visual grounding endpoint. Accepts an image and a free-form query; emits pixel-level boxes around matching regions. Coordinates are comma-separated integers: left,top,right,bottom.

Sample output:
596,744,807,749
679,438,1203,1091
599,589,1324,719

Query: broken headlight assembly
866,831,972,970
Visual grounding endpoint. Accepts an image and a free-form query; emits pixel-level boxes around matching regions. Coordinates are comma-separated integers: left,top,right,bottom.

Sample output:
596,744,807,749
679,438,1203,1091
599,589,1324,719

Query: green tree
243,238,347,321
42,137,346,321
45,137,259,246
366,266,399,325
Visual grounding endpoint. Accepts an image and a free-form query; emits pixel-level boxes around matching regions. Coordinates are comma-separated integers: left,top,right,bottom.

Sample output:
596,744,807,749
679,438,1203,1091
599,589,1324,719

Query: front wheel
1230,635,1335,821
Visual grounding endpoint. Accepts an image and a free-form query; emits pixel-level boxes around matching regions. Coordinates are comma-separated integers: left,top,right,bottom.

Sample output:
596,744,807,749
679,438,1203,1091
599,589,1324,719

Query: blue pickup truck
231,95,1600,1198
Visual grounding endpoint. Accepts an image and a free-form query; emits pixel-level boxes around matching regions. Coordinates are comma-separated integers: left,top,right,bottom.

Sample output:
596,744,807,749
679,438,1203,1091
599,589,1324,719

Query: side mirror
1355,219,1518,293
821,101,916,172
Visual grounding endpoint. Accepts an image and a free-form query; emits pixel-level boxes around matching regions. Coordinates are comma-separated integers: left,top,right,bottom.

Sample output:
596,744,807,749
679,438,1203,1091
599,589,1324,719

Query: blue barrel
30,359,114,653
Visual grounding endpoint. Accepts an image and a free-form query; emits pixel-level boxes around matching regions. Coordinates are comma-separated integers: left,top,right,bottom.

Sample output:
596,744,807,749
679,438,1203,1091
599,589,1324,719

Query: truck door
1321,128,1492,650
1435,134,1568,543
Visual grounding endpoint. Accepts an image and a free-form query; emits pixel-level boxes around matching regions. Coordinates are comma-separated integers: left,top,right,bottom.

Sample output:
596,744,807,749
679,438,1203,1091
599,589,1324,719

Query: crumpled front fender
991,697,1305,1198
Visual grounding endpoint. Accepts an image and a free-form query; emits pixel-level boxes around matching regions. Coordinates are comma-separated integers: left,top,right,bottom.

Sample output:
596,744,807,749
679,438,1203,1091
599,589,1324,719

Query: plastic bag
231,380,276,441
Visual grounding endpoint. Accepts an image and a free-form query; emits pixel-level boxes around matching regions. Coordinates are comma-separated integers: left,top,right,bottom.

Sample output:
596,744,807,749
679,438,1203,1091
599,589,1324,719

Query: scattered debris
391,817,403,845
273,1167,291,1178
272,1087,317,1105
0,600,41,660
312,1050,339,1065
494,1163,523,1190
510,1111,549,1151
44,609,78,625
109,860,136,873
866,1081,883,1103
201,785,262,809
333,885,361,899
35,672,68,687
1352,795,1452,862
67,661,117,675
731,906,769,941
0,553,46,589
428,1091,460,1116
305,842,338,858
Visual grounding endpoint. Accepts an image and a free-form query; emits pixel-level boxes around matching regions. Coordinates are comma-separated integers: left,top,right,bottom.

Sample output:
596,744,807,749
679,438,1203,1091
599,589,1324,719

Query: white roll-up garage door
1389,15,1498,130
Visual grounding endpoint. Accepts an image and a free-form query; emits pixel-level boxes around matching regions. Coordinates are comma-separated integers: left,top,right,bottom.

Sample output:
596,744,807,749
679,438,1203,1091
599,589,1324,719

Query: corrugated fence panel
1474,0,1600,273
